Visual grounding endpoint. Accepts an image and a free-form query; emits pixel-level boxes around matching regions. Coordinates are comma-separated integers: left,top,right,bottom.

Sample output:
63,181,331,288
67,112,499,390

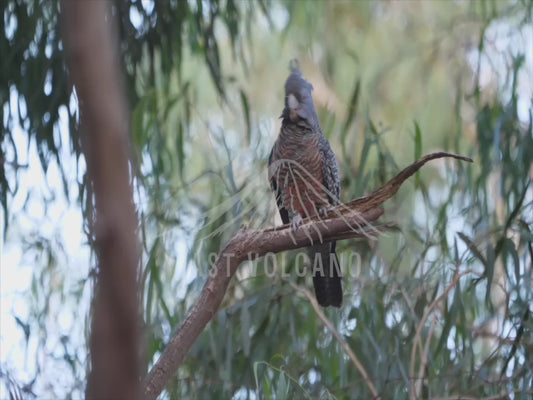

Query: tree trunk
61,2,141,399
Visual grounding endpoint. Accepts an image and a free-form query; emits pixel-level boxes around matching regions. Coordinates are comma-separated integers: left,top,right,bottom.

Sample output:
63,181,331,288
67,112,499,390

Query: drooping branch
61,2,141,399
142,152,473,399
338,152,473,216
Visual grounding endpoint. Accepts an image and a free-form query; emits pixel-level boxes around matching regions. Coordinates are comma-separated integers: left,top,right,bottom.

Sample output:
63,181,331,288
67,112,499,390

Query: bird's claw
292,214,303,232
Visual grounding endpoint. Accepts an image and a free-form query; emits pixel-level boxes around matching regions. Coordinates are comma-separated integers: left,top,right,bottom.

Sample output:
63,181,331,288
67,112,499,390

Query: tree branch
142,152,472,399
61,2,141,399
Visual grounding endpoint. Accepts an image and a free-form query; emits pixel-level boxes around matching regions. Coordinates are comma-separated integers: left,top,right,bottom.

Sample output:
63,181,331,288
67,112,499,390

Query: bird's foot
318,207,329,220
292,214,303,232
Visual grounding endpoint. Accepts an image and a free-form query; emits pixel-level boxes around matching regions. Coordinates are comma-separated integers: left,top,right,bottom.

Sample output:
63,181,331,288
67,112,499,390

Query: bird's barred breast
271,134,329,218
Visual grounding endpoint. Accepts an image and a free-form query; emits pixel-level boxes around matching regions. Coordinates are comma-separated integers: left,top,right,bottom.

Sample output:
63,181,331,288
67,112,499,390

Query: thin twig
289,281,381,399
415,314,438,397
409,269,474,400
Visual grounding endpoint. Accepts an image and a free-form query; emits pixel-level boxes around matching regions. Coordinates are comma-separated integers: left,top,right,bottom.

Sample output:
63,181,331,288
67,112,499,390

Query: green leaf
240,89,251,145
263,375,273,400
341,77,360,134
413,121,422,161
240,303,251,357
484,241,495,306
501,237,520,284
275,372,289,399
14,316,30,342
413,121,422,187
457,232,488,267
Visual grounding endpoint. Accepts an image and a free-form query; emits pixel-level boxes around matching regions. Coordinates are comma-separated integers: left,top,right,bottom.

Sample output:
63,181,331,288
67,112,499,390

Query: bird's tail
308,241,342,307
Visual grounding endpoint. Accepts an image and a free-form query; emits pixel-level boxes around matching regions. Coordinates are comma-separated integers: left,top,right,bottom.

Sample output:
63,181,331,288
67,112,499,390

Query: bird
268,62,342,308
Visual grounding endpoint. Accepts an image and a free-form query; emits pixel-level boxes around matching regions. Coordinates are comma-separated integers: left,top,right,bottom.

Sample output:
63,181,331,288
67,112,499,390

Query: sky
1,94,90,397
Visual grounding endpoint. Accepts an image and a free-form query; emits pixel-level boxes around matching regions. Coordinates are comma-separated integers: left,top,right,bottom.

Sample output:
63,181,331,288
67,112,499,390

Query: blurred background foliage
1,0,532,398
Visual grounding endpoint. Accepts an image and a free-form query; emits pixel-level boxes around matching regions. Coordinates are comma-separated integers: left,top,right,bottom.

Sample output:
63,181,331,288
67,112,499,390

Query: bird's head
282,61,319,127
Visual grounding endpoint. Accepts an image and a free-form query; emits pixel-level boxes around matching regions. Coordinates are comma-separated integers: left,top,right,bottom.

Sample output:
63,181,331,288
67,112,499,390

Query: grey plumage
268,64,342,307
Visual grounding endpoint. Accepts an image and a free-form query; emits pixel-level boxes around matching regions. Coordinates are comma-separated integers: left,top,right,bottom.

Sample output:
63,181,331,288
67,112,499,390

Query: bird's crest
289,59,301,74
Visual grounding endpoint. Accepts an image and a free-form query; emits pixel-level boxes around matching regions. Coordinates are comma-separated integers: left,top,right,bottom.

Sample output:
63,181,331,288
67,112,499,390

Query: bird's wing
268,148,290,224
319,135,341,206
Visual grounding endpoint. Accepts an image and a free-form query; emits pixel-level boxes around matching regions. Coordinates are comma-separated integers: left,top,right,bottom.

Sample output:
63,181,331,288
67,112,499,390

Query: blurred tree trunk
61,2,141,399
